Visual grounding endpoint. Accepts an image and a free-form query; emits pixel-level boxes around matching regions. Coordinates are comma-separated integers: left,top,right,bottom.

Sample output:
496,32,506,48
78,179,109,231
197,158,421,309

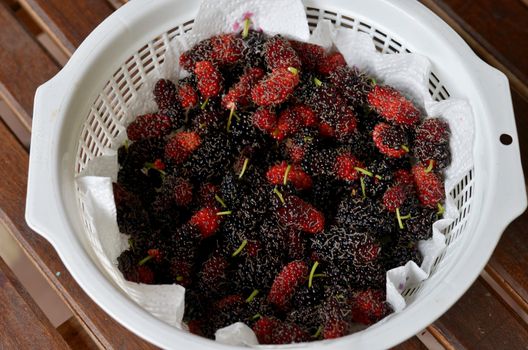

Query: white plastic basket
26,0,526,349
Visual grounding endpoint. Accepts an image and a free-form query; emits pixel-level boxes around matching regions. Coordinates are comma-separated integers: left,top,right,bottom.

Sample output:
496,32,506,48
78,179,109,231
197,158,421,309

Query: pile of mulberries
114,27,451,344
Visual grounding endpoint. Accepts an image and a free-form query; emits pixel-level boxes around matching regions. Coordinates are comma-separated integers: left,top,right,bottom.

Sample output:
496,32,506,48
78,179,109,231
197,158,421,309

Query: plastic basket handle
25,74,67,248
479,63,527,227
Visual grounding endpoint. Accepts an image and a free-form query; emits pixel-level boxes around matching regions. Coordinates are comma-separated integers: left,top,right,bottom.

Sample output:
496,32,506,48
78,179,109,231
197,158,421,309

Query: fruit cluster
114,28,451,344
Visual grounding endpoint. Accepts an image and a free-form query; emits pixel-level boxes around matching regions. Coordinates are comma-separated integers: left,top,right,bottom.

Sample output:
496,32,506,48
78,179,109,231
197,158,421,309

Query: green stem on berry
375,174,383,180
138,255,153,266
124,139,129,151
400,213,412,220
176,276,184,282
371,78,377,86
335,294,345,301
437,203,445,216
283,164,292,185
232,239,248,257
245,289,260,303
312,273,327,278
215,194,227,208
360,177,366,198
242,18,251,39
303,136,313,143
251,313,262,321
273,186,285,204
313,77,323,87
128,238,135,252
308,261,319,288
287,66,299,75
401,145,410,153
396,207,404,230
354,167,373,177
238,158,249,179
200,97,209,110
425,159,435,173
227,106,235,132
216,210,233,216
312,326,323,339
143,162,167,176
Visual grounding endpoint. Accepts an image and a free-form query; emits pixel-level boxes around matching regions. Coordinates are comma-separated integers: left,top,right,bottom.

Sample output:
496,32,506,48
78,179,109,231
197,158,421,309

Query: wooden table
0,0,526,348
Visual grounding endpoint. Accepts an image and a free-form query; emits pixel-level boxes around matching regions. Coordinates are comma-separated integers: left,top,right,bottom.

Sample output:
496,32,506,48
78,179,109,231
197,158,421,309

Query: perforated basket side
74,7,475,302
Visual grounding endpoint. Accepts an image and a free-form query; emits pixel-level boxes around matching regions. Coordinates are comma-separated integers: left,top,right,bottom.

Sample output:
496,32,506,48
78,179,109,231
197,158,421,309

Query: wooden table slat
106,0,127,10
0,0,58,142
18,0,115,56
420,0,528,100
57,317,100,350
429,0,528,98
426,325,461,350
0,256,70,349
392,337,428,350
434,278,528,349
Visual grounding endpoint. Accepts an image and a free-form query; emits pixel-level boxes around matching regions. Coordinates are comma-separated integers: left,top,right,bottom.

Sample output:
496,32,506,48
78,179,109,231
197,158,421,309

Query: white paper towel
75,0,474,345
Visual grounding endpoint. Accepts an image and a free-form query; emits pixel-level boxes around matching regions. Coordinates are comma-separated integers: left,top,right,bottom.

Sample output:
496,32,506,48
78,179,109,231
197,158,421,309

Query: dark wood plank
58,317,99,350
0,0,59,144
420,0,528,100
392,337,428,350
0,100,31,148
509,91,528,177
488,213,528,311
12,2,43,36
19,0,115,56
0,256,70,349
2,0,18,9
106,0,126,10
0,119,157,349
426,325,459,350
431,0,528,94
434,278,528,349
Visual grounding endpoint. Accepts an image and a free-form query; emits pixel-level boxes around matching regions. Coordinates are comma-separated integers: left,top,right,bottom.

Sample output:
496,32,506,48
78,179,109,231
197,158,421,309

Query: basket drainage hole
500,134,513,145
